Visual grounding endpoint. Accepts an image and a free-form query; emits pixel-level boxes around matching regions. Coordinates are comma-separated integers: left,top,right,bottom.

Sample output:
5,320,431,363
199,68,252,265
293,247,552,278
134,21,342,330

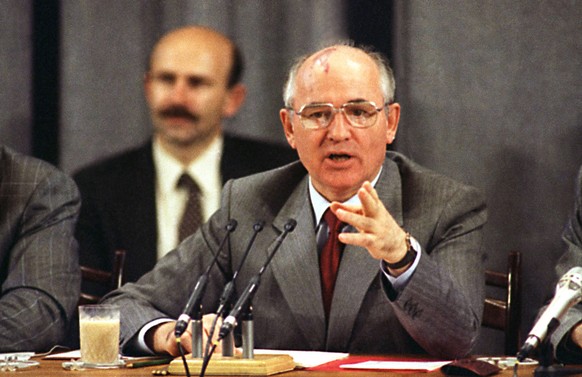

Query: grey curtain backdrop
392,1,582,353
60,0,347,173
1,0,581,355
0,0,32,153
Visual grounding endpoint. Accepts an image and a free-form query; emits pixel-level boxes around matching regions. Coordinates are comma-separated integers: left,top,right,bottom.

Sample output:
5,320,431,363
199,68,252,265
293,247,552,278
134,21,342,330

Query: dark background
1,0,581,355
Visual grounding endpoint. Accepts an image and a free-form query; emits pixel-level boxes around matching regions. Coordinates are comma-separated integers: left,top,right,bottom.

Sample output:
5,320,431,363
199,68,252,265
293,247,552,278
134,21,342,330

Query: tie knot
323,208,341,232
177,173,200,194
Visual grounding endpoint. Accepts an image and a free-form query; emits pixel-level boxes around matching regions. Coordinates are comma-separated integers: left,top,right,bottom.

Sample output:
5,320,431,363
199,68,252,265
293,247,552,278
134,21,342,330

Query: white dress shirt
153,136,223,259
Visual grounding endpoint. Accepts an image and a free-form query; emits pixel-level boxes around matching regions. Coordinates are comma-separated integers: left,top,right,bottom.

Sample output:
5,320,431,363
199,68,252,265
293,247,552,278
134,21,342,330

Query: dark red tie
177,173,203,242
320,208,344,320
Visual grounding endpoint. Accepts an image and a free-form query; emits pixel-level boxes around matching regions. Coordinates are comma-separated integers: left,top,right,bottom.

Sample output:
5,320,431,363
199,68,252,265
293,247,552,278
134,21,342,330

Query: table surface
7,357,543,377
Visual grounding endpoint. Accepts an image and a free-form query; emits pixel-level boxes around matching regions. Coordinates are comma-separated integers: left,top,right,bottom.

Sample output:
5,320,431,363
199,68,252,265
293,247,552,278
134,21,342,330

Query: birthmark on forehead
310,47,337,74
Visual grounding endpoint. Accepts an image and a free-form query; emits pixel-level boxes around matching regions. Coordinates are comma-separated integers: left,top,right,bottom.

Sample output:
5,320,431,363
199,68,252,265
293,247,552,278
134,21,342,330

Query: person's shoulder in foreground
548,164,582,363
0,145,81,352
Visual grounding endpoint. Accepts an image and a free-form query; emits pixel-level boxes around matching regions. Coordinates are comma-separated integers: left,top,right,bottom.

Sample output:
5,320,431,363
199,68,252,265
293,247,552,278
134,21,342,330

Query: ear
222,83,247,117
280,108,297,149
385,103,401,145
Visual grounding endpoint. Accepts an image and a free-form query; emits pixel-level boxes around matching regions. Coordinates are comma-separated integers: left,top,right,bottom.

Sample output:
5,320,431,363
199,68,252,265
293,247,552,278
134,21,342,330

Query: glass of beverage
78,305,123,368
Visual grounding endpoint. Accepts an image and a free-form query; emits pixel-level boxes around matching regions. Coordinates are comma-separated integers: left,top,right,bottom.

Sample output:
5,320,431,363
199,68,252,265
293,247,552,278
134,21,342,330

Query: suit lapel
375,158,404,226
265,158,405,351
326,158,404,350
327,244,378,349
269,177,327,350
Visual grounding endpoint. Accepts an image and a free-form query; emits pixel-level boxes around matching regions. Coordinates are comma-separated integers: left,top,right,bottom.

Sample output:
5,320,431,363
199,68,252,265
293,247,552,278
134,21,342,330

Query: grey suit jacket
551,165,582,362
104,152,487,358
0,146,81,352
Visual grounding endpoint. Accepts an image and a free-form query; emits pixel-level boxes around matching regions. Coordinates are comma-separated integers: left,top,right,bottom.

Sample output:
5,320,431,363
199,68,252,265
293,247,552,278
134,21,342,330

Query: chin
324,181,362,198
164,133,199,147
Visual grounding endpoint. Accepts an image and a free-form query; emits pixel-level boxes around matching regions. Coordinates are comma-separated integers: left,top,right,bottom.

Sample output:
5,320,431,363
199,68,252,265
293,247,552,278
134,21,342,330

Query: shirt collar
152,135,224,195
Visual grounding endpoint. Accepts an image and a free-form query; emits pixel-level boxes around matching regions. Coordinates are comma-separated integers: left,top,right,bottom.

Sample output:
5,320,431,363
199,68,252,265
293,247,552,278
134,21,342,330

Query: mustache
158,106,199,122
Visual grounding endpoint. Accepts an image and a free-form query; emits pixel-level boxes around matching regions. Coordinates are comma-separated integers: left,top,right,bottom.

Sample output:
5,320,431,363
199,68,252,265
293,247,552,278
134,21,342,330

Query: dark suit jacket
73,134,297,286
0,145,81,352
104,152,487,358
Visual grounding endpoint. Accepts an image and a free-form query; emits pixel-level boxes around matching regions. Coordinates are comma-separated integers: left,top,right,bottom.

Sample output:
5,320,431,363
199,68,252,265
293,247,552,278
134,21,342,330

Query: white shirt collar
152,135,223,195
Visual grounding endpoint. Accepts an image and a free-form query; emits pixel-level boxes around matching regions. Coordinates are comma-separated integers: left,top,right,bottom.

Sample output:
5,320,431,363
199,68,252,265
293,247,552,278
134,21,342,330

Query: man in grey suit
0,145,81,352
103,44,487,358
544,165,582,362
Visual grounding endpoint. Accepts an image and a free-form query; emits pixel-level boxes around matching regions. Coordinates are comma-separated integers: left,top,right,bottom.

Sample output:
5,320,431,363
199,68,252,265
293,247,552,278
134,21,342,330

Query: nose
326,109,351,141
168,79,189,105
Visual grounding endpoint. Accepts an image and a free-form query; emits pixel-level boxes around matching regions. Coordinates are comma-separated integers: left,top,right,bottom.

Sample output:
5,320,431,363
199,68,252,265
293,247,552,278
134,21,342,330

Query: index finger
357,182,382,217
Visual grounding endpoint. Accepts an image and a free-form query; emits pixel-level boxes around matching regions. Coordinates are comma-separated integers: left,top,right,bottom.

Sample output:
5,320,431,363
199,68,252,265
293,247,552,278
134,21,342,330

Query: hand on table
146,314,222,357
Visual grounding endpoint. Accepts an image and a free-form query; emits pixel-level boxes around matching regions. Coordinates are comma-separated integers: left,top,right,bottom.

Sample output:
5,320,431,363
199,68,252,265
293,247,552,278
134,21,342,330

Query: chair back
79,249,126,305
482,250,522,355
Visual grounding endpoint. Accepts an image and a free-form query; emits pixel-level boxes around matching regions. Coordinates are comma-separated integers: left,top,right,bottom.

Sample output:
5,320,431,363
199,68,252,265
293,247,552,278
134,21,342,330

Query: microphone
218,219,297,340
517,266,582,361
174,219,237,339
215,221,265,317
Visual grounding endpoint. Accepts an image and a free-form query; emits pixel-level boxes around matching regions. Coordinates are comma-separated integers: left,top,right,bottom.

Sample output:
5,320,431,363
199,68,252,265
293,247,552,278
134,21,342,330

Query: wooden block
167,354,296,376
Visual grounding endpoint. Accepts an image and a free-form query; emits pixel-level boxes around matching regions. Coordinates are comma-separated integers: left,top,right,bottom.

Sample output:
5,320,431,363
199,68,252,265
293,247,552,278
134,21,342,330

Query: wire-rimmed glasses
287,100,388,129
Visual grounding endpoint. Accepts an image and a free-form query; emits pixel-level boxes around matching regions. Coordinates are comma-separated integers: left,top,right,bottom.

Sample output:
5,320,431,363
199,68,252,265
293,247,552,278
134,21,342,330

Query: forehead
150,31,233,81
294,47,383,104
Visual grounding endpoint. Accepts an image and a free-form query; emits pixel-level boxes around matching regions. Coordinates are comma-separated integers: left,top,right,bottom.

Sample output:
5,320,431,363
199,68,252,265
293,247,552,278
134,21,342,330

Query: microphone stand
174,219,237,359
533,339,582,377
524,322,582,377
220,301,235,357
218,219,297,342
241,304,254,359
170,220,297,377
191,310,204,359
215,221,265,358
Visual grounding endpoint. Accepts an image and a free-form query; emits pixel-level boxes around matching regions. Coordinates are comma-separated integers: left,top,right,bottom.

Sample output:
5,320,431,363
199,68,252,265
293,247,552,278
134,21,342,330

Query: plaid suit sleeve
0,148,81,352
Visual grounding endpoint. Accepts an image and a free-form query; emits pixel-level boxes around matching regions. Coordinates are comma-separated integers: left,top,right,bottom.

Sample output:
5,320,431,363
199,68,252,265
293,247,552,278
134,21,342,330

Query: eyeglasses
287,101,388,130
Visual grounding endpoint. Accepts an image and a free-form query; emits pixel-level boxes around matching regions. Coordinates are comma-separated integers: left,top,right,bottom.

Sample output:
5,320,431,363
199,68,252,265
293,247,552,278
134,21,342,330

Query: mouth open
328,153,352,161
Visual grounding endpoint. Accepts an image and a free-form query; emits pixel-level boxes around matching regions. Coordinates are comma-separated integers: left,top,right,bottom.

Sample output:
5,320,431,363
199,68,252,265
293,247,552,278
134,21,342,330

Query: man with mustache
73,26,296,294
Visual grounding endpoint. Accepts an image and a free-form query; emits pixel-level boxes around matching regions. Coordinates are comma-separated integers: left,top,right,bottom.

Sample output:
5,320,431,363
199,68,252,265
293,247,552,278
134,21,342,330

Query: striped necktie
177,173,203,242
319,208,345,320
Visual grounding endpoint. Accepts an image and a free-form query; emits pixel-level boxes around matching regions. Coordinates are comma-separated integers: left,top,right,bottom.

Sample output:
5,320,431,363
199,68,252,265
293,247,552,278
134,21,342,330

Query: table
10,358,540,377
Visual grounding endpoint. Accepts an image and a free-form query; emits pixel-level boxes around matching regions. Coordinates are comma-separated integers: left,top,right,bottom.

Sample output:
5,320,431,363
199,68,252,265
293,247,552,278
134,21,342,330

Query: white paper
340,360,451,371
253,349,348,368
43,350,80,359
